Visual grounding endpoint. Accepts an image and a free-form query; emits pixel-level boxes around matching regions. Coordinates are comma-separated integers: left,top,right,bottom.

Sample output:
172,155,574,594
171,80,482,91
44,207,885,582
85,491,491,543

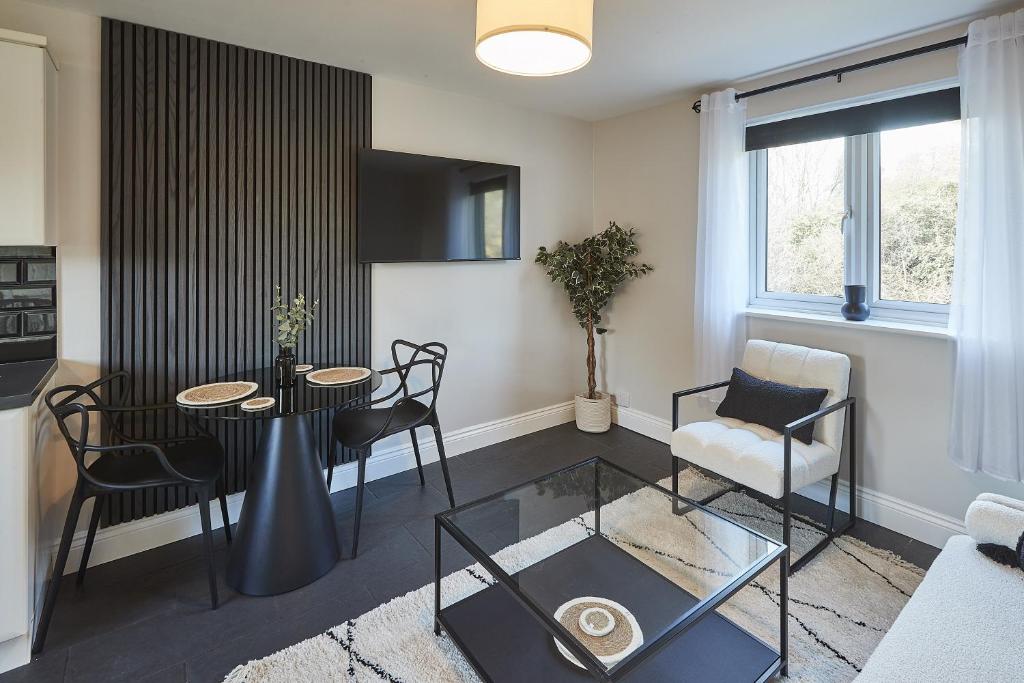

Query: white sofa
857,534,1024,681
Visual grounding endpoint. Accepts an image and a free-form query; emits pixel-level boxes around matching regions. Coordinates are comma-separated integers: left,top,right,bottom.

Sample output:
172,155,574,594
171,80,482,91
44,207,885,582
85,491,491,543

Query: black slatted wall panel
101,19,371,525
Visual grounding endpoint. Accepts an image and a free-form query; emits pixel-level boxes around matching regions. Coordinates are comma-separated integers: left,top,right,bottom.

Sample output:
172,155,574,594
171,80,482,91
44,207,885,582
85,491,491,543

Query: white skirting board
613,405,966,549
49,401,575,575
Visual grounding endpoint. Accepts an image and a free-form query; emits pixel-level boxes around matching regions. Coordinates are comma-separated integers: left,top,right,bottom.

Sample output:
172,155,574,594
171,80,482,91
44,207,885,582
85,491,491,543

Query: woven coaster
241,397,276,412
557,601,633,658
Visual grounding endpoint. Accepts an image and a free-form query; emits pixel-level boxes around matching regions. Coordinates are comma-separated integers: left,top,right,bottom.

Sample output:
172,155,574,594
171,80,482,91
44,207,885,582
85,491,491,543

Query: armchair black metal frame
670,380,857,576
327,340,455,558
32,372,232,654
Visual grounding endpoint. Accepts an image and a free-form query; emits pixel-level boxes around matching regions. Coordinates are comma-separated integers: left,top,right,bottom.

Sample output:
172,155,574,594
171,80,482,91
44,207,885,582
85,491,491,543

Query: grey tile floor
2,423,939,682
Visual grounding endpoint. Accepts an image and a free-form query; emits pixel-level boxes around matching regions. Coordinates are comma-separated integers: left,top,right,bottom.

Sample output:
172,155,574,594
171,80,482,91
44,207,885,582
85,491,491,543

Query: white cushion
671,417,839,498
740,340,851,452
857,535,1024,682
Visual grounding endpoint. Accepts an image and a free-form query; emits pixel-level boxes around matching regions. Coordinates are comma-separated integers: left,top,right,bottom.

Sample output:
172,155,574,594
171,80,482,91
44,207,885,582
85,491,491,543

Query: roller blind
745,87,960,151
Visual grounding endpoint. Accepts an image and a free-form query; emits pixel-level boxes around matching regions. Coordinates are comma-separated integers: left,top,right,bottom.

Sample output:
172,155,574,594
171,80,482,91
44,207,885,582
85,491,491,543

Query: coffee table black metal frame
433,456,789,682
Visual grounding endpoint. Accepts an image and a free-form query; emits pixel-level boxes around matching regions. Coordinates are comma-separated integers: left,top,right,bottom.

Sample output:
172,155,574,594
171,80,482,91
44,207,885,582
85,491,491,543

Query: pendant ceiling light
475,0,594,77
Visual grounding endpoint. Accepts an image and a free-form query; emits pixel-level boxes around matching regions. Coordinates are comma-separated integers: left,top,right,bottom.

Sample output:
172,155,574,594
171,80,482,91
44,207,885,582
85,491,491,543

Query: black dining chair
32,371,231,654
327,340,455,557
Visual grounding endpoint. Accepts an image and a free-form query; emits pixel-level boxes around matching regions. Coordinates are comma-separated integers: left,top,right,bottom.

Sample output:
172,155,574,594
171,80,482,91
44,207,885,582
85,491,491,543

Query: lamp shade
475,0,593,77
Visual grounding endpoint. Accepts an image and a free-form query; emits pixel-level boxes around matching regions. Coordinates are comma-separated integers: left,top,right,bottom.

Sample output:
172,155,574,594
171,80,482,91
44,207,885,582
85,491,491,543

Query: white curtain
950,10,1024,480
693,89,749,395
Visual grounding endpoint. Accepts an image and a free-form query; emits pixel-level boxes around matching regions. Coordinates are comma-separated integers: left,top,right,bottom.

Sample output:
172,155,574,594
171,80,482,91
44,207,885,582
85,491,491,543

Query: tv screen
358,149,520,263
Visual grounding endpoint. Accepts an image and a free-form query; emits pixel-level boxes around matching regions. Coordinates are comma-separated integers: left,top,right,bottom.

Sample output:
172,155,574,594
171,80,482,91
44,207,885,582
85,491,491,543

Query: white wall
593,98,704,427
594,19,1024,539
371,78,593,442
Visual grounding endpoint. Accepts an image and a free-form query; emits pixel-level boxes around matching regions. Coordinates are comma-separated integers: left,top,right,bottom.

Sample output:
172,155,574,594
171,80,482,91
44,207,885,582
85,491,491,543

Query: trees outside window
751,119,960,323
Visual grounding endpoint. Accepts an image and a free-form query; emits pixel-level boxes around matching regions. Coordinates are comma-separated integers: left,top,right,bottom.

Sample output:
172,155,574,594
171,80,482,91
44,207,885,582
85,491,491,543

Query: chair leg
351,451,367,558
849,400,857,529
790,475,841,574
788,403,858,575
217,479,232,545
671,456,680,515
782,486,792,576
196,487,219,610
326,439,337,490
433,419,455,509
825,472,839,534
76,495,105,586
32,485,86,654
410,428,425,486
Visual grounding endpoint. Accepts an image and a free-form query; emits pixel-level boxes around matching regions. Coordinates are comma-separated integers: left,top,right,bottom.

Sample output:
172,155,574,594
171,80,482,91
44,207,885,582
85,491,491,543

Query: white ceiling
28,0,1010,120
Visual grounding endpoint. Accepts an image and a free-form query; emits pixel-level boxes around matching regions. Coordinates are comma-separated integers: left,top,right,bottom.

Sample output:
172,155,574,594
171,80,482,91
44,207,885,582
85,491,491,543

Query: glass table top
437,457,784,676
176,365,382,420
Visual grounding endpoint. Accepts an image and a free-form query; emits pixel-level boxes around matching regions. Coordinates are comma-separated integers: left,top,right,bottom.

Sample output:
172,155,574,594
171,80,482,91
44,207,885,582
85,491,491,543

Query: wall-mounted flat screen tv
358,149,520,263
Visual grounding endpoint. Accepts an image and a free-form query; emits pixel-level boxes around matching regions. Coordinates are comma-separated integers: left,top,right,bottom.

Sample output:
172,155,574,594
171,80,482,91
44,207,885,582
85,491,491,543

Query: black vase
275,346,296,387
841,285,870,321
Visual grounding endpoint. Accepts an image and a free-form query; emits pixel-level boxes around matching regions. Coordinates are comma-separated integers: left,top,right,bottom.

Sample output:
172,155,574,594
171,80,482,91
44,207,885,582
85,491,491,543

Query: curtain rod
691,36,967,113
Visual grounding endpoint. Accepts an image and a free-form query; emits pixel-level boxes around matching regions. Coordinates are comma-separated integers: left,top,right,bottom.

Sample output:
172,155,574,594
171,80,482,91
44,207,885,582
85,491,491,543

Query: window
764,138,845,298
750,91,961,323
878,121,960,305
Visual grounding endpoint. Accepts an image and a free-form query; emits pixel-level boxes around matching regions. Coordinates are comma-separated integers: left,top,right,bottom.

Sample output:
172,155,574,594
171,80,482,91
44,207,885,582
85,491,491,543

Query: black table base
226,413,340,595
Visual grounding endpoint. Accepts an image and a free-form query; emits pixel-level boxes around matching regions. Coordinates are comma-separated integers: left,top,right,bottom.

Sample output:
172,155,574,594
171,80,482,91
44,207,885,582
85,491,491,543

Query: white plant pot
575,392,611,433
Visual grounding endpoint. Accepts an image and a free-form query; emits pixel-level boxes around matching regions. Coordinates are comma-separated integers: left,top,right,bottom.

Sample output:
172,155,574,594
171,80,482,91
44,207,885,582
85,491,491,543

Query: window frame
749,120,954,326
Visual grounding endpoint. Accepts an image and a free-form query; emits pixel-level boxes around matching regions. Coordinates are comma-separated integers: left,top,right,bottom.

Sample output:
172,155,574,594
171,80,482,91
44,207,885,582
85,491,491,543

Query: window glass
765,138,845,297
879,121,960,304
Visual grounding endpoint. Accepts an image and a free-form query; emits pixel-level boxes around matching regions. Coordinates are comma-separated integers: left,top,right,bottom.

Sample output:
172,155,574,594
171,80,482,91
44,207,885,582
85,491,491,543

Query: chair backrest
45,372,131,478
391,339,447,411
740,340,851,451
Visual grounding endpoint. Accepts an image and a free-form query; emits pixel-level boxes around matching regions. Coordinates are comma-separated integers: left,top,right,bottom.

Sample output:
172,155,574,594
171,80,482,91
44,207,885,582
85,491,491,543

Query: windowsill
744,307,954,340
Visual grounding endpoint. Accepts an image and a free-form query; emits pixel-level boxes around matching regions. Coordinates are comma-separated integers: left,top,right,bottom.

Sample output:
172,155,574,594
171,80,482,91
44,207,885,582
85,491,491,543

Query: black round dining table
178,365,382,596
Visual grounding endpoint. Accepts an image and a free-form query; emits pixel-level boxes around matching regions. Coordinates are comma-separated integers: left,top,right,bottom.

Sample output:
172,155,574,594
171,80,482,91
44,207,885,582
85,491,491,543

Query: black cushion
715,367,828,445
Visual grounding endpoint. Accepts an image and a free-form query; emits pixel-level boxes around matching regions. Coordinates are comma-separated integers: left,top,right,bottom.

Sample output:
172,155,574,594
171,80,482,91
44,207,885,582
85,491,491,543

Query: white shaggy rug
225,470,924,682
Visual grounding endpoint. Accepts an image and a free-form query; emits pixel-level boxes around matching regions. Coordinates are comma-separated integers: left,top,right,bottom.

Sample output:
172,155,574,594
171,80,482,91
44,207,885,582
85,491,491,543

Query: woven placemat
306,367,370,386
557,601,633,658
177,382,256,406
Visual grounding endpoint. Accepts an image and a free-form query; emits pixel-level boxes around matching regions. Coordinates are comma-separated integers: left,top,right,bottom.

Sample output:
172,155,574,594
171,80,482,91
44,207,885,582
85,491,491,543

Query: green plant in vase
536,222,652,432
271,285,319,386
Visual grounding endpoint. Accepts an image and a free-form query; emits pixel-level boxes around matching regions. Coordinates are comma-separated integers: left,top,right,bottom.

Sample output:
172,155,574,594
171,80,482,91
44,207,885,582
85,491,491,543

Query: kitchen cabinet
0,362,56,673
0,29,57,246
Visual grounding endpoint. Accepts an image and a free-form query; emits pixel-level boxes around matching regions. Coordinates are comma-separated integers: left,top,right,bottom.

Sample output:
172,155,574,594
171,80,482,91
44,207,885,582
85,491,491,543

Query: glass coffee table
434,457,788,682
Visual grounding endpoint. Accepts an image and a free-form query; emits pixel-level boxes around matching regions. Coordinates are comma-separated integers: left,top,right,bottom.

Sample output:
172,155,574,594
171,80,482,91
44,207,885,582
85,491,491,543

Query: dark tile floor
3,423,939,683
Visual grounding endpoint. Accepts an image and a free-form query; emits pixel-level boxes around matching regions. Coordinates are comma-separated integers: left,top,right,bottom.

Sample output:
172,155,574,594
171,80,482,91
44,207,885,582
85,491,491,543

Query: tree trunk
586,314,596,400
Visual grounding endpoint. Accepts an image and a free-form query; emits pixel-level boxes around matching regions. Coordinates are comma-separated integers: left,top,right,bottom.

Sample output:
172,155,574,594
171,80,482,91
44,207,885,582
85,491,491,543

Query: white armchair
671,340,857,575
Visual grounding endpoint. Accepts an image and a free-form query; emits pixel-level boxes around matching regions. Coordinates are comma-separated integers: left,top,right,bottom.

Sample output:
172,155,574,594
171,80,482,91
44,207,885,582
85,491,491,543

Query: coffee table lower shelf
436,536,781,682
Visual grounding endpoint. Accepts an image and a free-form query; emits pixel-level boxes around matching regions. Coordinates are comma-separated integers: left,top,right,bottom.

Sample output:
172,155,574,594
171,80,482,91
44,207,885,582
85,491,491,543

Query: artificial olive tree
536,222,653,400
